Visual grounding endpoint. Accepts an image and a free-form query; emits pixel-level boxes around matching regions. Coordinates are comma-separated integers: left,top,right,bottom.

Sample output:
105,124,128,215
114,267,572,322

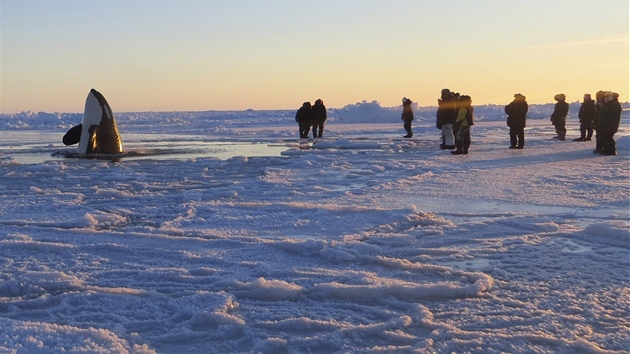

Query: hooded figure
596,91,622,155
505,93,528,149
311,99,327,138
452,95,473,154
436,89,457,149
592,90,607,153
401,97,414,138
550,93,569,141
295,102,312,139
574,94,596,141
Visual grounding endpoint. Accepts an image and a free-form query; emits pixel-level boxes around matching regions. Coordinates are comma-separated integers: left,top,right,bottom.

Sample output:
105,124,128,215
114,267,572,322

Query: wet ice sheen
0,130,288,164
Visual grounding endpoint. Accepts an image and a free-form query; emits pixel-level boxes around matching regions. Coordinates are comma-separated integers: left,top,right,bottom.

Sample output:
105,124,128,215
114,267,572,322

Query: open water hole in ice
0,130,290,164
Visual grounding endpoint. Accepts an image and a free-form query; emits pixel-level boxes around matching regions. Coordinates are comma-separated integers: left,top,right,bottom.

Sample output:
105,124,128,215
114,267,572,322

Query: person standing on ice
505,93,528,149
592,90,607,153
401,97,414,138
311,99,327,138
295,101,312,139
595,91,622,155
436,88,457,150
451,95,473,154
574,94,596,141
550,93,569,141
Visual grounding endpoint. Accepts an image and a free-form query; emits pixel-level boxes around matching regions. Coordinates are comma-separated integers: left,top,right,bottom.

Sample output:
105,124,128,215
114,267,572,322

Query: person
401,97,414,138
550,93,569,141
295,101,312,139
311,99,327,138
592,90,607,153
574,94,596,141
505,93,528,149
436,89,457,149
596,91,622,155
451,95,473,154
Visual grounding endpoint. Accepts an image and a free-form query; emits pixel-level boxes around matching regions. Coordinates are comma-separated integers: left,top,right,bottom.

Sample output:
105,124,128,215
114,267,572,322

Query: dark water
0,131,290,164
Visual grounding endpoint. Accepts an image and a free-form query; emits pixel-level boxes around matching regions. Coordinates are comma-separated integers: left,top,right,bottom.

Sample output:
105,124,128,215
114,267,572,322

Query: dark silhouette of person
311,99,327,138
550,93,569,141
505,93,528,149
436,89,457,149
295,102,312,139
595,91,622,155
401,97,414,138
452,95,473,154
574,94,596,141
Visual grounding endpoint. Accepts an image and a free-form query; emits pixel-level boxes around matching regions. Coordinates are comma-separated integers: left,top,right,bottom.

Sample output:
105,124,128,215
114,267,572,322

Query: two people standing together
405,90,474,154
435,89,474,154
295,99,327,139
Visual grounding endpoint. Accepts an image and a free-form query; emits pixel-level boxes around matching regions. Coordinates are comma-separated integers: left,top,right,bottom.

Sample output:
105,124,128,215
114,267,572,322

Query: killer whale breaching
62,89,123,156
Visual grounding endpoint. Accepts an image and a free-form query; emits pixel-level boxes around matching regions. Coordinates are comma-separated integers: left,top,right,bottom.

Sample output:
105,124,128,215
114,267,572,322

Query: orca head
77,89,123,154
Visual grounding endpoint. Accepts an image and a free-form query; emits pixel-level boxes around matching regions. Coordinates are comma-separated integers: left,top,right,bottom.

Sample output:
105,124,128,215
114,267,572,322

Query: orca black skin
62,124,82,146
63,89,123,155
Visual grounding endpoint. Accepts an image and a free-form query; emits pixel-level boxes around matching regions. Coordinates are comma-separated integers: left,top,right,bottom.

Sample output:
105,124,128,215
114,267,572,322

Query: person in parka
401,97,414,138
295,101,312,139
436,89,457,149
505,93,528,149
574,94,596,141
592,90,607,153
311,99,327,138
596,91,622,155
451,95,473,154
550,93,569,140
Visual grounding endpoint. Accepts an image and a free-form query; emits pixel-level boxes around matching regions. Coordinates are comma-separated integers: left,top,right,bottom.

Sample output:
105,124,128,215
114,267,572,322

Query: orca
63,89,123,154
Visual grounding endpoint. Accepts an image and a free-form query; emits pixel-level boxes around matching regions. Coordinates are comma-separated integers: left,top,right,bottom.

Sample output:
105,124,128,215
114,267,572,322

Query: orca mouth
87,125,99,154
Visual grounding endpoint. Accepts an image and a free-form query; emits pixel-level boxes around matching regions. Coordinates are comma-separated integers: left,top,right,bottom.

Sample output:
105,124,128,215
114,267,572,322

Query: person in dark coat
596,91,622,155
573,94,596,141
550,93,569,141
505,93,528,149
295,102,312,139
451,95,473,154
401,97,414,138
436,89,457,149
592,90,607,153
311,99,327,138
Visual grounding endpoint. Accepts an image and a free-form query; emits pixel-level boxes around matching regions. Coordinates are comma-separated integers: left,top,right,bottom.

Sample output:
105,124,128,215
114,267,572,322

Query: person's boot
451,141,464,155
464,141,470,154
558,132,566,141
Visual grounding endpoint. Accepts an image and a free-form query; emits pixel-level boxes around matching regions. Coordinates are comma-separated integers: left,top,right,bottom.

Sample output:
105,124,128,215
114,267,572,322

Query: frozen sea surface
0,106,628,353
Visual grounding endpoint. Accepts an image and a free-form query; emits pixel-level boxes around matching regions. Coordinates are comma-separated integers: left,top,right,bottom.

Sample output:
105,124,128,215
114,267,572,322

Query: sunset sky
1,0,628,113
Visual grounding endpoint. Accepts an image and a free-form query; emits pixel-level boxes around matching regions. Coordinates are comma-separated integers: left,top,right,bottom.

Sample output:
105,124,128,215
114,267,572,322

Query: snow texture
0,101,629,353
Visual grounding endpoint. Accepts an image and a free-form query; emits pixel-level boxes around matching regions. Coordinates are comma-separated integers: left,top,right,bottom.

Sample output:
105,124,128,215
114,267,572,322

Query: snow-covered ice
0,102,628,353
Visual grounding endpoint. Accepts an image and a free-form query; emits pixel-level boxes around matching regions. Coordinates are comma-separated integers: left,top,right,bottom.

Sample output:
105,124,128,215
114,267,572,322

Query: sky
1,0,628,113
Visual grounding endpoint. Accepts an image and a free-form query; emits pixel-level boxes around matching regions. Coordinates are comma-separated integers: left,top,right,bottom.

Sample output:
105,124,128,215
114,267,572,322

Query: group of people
401,89,475,155
569,90,622,156
296,89,622,156
433,89,474,154
507,90,622,155
295,99,327,139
